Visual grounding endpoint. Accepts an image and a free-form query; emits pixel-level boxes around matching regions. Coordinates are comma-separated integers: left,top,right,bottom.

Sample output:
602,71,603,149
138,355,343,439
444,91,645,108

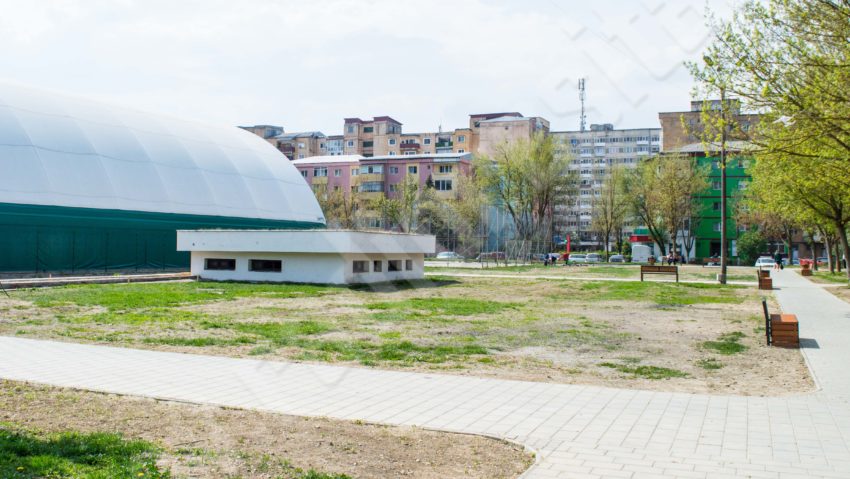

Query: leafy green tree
737,230,767,264
622,154,708,256
691,0,850,279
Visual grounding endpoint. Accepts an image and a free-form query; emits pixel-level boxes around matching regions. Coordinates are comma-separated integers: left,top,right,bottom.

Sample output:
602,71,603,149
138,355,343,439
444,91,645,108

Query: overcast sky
0,0,735,135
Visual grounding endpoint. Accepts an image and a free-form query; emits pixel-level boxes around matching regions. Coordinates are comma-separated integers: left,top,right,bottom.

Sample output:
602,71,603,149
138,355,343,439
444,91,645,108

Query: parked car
755,257,776,268
609,254,625,263
817,257,829,265
531,253,548,262
586,253,602,263
569,254,587,264
436,251,464,261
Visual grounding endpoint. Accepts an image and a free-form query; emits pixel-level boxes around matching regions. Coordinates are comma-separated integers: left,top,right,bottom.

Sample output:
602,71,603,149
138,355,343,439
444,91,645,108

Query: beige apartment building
272,131,327,160
337,112,547,159
471,113,550,157
658,99,759,151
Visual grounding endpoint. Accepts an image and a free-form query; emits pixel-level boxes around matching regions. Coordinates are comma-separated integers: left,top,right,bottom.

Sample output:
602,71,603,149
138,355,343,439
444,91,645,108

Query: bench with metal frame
640,265,678,282
761,299,799,348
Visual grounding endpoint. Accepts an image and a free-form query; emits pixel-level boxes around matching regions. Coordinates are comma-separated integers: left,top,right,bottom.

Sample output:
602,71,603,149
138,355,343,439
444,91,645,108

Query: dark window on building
205,258,236,271
388,260,401,272
373,260,383,272
713,202,721,211
434,179,452,191
362,141,374,148
353,260,368,273
405,259,413,271
363,126,374,133
249,259,282,272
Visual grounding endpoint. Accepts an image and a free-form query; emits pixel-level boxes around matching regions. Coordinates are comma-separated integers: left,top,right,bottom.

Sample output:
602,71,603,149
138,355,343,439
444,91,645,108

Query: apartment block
325,135,344,156
292,153,471,228
658,99,761,261
550,124,661,247
470,112,550,157
343,116,404,157
658,99,759,151
272,131,327,160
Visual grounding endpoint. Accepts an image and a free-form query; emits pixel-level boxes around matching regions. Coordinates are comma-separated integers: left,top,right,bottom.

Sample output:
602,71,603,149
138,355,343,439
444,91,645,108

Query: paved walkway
2,270,850,478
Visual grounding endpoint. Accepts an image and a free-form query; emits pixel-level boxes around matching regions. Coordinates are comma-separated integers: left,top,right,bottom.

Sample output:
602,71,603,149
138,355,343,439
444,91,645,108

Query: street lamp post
719,88,728,284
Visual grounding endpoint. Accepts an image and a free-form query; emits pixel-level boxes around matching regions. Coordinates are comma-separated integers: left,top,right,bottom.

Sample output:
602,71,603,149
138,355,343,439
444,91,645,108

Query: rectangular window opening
353,260,368,273
205,258,236,271
388,260,402,272
249,259,282,273
373,260,383,272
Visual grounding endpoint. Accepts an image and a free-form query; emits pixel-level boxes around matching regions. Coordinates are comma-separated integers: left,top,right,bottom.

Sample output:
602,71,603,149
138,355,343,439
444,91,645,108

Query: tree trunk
825,234,835,273
810,236,818,272
838,224,850,279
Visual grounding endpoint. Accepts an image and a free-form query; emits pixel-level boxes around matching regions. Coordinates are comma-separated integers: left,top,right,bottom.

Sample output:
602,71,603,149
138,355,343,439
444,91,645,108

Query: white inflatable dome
0,82,325,225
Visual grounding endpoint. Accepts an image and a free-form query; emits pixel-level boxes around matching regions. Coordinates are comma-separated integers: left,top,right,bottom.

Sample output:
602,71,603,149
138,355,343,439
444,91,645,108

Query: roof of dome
0,82,325,225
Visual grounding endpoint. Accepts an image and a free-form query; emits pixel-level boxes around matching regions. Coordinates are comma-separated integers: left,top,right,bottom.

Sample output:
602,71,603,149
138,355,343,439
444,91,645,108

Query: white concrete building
177,230,435,284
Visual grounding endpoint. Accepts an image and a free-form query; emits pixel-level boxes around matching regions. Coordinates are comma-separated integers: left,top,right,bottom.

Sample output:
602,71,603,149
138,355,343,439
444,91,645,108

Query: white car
755,257,776,268
569,254,587,264
436,252,464,261
586,253,602,263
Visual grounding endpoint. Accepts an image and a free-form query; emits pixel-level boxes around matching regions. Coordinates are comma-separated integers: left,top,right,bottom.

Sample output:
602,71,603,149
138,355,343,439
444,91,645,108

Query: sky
0,0,736,135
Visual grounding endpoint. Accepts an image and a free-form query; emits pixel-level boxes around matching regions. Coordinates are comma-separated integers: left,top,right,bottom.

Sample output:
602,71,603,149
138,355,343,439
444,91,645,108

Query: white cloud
0,0,735,134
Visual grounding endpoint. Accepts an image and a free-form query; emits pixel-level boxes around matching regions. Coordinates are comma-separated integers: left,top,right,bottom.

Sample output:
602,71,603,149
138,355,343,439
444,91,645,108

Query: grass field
0,274,811,395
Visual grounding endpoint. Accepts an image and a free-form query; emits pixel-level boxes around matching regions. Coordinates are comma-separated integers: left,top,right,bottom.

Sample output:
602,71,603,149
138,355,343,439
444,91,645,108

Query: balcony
435,141,453,148
400,142,420,150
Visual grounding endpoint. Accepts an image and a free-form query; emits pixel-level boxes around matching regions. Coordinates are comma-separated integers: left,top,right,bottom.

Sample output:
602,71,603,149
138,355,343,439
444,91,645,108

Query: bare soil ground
0,276,813,396
0,380,532,479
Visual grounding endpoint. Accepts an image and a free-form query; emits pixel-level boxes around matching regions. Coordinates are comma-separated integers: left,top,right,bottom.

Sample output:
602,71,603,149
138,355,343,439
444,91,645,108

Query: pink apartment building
292,153,472,200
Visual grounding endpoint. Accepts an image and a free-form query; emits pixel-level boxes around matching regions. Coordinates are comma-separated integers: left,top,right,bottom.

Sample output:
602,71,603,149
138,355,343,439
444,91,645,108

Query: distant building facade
659,100,762,262
238,124,284,140
272,131,327,160
292,153,472,229
549,124,661,248
658,99,760,152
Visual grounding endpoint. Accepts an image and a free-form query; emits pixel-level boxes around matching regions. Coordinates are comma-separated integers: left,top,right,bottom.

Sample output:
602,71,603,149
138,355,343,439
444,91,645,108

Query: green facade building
691,155,751,261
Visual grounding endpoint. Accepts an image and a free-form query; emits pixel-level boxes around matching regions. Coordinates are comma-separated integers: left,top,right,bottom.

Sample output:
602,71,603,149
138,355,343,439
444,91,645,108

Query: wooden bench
701,257,719,267
757,269,773,290
640,265,678,282
762,300,799,348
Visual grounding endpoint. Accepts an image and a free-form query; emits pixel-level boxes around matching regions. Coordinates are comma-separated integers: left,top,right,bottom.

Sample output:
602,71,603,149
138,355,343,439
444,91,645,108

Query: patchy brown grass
0,380,532,479
0,276,813,395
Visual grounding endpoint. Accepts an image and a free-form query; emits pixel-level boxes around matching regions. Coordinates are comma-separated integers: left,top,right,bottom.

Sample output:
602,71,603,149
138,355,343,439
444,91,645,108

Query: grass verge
599,362,688,380
702,332,748,355
0,425,169,479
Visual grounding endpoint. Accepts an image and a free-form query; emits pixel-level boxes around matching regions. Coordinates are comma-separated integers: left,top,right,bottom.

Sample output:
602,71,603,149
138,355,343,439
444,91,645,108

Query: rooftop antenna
578,78,587,132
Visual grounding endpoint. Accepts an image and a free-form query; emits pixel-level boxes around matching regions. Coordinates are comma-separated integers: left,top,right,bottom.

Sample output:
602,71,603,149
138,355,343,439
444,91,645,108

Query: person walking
773,249,782,271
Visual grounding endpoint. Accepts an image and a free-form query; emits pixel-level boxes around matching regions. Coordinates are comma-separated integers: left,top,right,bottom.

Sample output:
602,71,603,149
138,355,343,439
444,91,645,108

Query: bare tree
591,166,627,260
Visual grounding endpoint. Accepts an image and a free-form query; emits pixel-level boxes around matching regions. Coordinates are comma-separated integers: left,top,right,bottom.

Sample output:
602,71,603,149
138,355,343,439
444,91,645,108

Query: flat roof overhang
177,229,436,255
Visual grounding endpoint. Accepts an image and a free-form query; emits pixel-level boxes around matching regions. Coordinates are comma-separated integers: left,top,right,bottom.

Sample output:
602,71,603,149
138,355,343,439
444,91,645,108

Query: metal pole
720,89,728,284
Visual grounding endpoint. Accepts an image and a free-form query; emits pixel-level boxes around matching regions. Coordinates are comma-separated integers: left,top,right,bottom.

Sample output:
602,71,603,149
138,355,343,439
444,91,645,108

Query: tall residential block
549,124,661,247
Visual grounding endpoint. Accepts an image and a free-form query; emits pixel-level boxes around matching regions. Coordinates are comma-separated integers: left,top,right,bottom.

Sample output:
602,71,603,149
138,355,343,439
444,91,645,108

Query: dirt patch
0,380,532,479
